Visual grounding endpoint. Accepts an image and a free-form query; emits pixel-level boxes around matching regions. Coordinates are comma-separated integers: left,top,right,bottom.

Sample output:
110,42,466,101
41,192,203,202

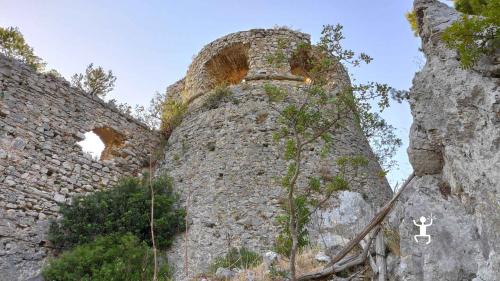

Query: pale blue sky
1,0,432,186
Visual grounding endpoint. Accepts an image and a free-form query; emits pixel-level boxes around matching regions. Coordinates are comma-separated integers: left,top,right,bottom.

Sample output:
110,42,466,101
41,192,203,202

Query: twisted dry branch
297,172,415,281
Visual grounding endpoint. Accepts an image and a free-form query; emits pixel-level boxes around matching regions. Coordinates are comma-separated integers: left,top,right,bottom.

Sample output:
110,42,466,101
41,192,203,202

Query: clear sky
1,0,431,187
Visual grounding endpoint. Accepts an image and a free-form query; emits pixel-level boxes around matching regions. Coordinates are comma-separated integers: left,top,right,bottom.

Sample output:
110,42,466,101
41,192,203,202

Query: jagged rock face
158,29,392,280
394,1,500,280
0,55,160,280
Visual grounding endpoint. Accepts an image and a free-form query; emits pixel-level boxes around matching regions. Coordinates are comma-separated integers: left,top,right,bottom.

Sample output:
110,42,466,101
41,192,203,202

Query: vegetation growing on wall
71,63,117,97
0,26,46,71
203,85,234,110
161,97,188,137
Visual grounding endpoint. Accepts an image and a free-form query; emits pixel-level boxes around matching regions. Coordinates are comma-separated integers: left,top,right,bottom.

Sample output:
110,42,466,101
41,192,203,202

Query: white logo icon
413,214,434,244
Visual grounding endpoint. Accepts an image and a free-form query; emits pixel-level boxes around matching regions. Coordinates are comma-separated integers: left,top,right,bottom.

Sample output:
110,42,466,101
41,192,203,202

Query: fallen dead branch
297,172,415,281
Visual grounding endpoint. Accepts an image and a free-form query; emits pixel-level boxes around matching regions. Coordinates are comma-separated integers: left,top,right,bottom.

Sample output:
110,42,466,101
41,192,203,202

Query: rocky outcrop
0,55,160,280
394,1,500,280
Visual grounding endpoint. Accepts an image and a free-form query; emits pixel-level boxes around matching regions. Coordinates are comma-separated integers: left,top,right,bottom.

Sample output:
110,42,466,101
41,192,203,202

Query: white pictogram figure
413,214,434,244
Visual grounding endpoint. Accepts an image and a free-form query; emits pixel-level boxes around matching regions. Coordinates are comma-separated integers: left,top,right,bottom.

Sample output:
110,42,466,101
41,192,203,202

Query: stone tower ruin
158,29,393,279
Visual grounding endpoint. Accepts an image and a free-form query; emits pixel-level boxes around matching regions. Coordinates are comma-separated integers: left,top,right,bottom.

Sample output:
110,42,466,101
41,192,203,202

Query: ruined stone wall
158,29,393,280
392,1,500,280
0,55,161,280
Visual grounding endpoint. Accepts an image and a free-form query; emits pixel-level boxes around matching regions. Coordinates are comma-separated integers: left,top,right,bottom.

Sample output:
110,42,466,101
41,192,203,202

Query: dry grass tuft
231,247,325,281
383,225,400,256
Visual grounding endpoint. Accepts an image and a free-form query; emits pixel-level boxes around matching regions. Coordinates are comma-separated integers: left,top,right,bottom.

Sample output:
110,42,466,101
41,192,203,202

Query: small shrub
384,225,401,256
161,98,187,136
266,50,287,67
48,175,185,250
209,247,262,272
42,233,172,281
204,85,233,110
263,83,287,102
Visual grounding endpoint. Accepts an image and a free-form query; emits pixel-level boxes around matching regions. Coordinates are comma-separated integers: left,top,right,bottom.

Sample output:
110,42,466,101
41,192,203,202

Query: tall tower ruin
158,28,393,279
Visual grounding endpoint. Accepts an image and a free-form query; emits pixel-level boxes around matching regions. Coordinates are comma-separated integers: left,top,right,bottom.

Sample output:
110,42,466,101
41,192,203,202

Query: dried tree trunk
375,231,386,281
360,239,377,275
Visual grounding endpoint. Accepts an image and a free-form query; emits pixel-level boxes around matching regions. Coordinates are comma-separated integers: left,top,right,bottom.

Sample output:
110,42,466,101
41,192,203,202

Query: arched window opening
205,43,250,89
77,131,105,160
290,45,313,81
77,127,125,160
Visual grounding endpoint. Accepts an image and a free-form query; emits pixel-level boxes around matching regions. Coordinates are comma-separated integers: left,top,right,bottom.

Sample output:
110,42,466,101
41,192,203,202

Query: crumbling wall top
167,28,311,102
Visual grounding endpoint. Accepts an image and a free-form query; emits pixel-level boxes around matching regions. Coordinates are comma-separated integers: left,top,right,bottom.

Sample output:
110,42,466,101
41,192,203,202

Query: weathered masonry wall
0,55,161,280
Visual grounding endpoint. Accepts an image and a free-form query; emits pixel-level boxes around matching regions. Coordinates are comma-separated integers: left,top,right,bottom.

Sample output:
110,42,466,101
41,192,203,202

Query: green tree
42,233,172,281
132,90,167,129
443,0,499,68
71,63,117,97
454,0,489,14
48,175,185,250
0,26,46,71
265,24,399,280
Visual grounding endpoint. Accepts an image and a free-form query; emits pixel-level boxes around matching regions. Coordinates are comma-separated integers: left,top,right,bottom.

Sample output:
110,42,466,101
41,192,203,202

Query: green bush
204,85,233,110
209,247,262,272
49,175,185,250
42,233,172,281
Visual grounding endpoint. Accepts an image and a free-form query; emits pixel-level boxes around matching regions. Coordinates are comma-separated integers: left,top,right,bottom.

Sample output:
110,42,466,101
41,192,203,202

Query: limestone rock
263,251,279,267
308,191,374,253
315,252,331,263
393,1,500,280
215,267,236,280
